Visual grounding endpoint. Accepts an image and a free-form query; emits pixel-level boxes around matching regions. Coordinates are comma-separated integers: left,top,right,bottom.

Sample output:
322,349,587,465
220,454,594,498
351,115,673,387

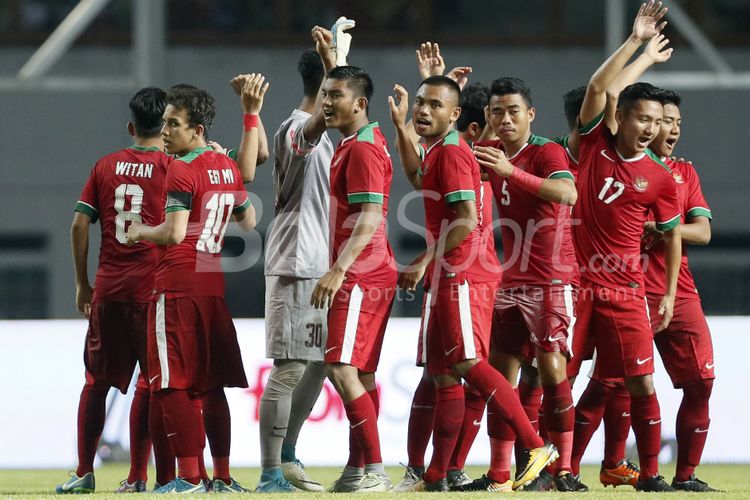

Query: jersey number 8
114,183,144,244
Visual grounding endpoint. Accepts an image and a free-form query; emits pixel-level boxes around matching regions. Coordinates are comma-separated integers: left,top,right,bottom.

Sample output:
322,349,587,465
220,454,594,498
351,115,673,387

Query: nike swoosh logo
622,412,631,417
445,346,459,356
167,432,177,437
636,356,652,365
648,419,661,425
412,404,433,409
325,347,337,354
548,335,567,342
694,428,709,433
705,363,714,369
554,403,574,414
473,419,481,426
350,419,367,429
575,420,589,425
600,149,616,162
149,375,160,384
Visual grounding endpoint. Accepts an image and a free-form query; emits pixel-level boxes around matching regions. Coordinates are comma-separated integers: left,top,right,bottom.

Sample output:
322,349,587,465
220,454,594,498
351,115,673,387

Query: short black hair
327,65,374,106
563,86,586,131
490,77,532,107
456,82,490,132
129,86,166,138
298,49,324,98
617,82,663,114
658,88,682,107
166,84,216,138
420,75,461,105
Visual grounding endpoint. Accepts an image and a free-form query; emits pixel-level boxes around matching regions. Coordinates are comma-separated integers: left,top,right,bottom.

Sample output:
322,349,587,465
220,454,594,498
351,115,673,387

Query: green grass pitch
2,463,749,498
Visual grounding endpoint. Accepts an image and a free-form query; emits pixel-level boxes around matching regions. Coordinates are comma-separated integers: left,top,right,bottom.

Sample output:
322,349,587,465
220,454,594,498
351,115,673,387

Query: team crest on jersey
633,176,649,192
672,171,684,184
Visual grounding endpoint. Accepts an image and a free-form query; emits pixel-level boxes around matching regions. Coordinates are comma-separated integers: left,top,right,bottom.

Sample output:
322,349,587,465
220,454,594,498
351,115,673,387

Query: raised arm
71,212,93,317
302,26,338,143
231,73,270,183
579,0,668,126
389,84,423,190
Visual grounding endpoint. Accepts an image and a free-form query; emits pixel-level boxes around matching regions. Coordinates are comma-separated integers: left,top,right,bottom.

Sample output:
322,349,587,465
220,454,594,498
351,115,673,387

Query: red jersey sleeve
75,164,100,222
537,142,574,181
439,148,477,204
345,143,386,205
653,173,681,232
577,112,607,165
164,162,195,213
683,164,712,221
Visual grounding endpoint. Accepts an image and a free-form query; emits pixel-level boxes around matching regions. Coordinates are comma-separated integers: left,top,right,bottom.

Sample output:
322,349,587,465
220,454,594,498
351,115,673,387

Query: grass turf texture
2,463,749,498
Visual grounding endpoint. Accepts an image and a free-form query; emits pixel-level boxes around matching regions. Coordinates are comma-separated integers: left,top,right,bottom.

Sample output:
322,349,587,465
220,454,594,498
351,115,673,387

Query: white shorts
265,275,328,360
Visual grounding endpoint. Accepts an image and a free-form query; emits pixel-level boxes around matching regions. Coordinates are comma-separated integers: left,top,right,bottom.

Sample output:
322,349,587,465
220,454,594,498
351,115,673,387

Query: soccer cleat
451,474,513,492
115,479,146,493
636,474,675,492
256,469,296,493
328,467,364,493
355,472,392,493
521,469,554,491
447,469,472,488
56,472,95,494
393,465,423,492
152,477,206,494
672,475,722,492
408,478,449,492
600,458,640,488
212,477,249,493
281,459,324,491
553,471,589,492
513,442,559,490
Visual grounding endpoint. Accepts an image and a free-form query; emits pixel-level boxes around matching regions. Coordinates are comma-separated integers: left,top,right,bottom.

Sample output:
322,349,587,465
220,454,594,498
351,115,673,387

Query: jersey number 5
500,180,510,206
597,176,625,204
114,183,143,244
197,192,235,254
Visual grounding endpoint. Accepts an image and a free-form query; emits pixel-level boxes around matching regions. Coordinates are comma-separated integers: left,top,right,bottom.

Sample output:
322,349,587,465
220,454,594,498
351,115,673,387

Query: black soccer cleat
451,474,512,492
636,474,675,492
522,469,554,491
672,475,722,492
554,471,589,492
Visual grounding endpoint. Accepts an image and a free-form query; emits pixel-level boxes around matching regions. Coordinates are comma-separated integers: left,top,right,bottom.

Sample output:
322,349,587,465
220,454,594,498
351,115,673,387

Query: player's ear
451,105,462,124
127,122,136,137
194,124,205,139
468,122,481,141
527,106,536,123
355,96,368,114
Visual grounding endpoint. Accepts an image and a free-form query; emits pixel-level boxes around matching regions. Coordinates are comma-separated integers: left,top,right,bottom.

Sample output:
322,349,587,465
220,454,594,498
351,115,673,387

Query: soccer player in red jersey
471,77,583,492
390,75,557,492
58,87,170,495
642,89,717,492
570,1,681,492
304,27,397,492
126,84,258,494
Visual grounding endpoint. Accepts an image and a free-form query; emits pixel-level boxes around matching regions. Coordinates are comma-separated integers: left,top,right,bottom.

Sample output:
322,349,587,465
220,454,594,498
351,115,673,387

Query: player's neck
614,135,640,160
424,128,452,149
502,129,532,158
133,136,164,151
339,115,371,138
298,96,316,115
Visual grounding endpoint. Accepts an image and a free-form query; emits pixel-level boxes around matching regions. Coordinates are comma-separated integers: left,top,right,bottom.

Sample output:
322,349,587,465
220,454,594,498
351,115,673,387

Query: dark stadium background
0,0,748,319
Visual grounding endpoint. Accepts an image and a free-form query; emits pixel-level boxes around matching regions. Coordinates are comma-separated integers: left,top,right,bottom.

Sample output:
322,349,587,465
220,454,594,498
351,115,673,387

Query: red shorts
325,282,396,372
84,301,149,393
575,281,655,379
415,290,432,367
647,295,715,388
426,280,498,376
148,294,248,393
491,285,575,357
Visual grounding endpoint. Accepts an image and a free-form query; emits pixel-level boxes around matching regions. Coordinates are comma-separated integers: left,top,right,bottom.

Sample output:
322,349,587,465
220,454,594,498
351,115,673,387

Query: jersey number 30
197,193,235,254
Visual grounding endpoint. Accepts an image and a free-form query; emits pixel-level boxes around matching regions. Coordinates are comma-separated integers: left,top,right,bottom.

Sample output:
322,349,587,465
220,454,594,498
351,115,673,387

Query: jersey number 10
197,192,235,254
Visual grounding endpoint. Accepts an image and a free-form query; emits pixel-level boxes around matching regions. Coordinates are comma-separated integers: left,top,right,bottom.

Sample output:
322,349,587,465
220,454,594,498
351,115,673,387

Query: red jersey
421,130,501,288
329,122,397,288
643,159,712,298
574,113,680,294
553,133,582,286
478,135,577,288
154,147,251,298
75,146,170,302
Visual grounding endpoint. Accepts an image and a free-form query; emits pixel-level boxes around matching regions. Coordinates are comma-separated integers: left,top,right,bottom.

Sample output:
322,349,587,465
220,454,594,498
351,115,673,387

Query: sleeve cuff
686,207,712,221
347,192,384,204
656,214,681,232
74,201,99,223
233,197,251,214
578,112,605,135
548,171,575,181
445,190,476,203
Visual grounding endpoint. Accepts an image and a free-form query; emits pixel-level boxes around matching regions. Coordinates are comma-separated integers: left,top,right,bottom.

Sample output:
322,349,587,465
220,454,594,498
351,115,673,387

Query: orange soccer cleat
600,459,640,488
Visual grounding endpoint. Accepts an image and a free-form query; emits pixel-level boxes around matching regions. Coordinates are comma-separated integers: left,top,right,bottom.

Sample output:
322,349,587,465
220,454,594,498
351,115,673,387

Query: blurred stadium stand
1,0,748,318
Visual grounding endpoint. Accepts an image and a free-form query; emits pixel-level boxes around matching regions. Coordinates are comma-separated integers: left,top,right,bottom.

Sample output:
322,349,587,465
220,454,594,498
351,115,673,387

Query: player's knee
263,360,306,399
624,374,654,396
451,358,478,377
683,378,713,402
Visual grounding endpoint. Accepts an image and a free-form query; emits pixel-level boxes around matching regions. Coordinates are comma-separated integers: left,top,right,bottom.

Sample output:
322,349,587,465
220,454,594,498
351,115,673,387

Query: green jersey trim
687,207,712,220
232,197,251,214
644,148,672,173
443,129,460,146
226,148,238,161
548,171,575,181
356,122,379,144
579,112,605,135
74,201,99,222
165,206,190,213
129,145,163,152
445,190,476,203
528,134,553,147
656,214,680,232
177,146,213,164
348,192,384,204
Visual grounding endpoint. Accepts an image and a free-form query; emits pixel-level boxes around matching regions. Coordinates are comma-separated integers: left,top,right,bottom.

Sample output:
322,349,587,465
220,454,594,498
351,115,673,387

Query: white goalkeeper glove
331,16,355,67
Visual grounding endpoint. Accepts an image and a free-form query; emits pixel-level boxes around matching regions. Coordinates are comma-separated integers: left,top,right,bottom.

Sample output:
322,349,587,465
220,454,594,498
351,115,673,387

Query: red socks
449,384,485,471
406,377,436,468
424,384,464,483
675,380,712,482
75,382,109,477
630,392,662,479
344,391,382,466
488,438,514,483
603,381,631,468
347,388,379,468
156,389,203,483
127,384,151,483
201,389,232,482
519,381,543,432
149,395,176,485
465,361,543,449
543,381,574,473
570,378,611,475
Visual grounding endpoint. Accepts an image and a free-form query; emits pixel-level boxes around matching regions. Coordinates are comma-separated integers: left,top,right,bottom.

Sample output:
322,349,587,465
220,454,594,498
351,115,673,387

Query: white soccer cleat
355,472,392,493
281,460,324,492
331,16,355,66
394,465,423,492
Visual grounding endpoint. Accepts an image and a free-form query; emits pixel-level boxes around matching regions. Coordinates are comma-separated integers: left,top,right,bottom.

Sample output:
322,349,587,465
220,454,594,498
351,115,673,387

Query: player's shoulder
643,149,674,177
529,134,565,154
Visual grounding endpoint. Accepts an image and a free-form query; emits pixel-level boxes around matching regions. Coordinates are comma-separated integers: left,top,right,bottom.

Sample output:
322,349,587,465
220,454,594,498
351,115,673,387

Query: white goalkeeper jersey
265,109,334,278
